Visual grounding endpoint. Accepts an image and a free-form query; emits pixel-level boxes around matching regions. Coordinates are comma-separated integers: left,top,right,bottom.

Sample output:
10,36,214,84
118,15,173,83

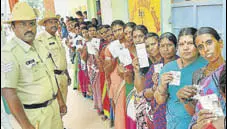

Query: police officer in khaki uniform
36,11,71,103
1,2,66,129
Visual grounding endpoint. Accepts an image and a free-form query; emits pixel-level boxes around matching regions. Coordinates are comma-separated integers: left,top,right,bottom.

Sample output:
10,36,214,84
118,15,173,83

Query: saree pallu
112,80,126,129
145,101,154,129
92,72,103,112
145,100,166,129
106,76,114,121
110,99,115,121
152,103,166,129
73,53,79,90
78,60,89,94
100,71,105,99
87,54,96,96
134,91,149,129
126,84,137,129
101,73,111,118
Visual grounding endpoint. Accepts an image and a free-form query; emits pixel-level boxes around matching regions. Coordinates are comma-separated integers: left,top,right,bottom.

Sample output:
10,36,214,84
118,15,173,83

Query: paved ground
62,87,112,129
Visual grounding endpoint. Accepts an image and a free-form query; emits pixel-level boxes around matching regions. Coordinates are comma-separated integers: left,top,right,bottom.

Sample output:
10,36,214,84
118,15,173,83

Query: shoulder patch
1,39,17,52
1,62,13,73
36,32,46,40
34,39,43,44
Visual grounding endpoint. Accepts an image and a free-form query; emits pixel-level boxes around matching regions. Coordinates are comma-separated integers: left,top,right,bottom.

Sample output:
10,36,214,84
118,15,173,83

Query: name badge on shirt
49,42,55,45
25,59,36,68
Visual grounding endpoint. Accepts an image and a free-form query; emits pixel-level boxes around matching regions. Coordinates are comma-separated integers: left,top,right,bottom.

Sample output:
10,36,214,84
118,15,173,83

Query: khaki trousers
24,99,63,129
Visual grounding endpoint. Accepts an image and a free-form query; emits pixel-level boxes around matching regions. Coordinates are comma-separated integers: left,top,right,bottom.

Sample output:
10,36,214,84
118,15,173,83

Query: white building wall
100,0,113,25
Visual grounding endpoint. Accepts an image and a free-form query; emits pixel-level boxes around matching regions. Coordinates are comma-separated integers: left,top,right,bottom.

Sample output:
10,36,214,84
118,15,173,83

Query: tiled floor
9,65,112,129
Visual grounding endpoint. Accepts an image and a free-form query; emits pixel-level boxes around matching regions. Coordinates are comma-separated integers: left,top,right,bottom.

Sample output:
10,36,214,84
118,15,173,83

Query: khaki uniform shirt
1,36,58,104
37,31,67,71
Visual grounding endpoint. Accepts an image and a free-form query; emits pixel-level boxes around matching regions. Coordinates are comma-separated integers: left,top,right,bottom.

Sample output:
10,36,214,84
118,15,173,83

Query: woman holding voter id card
154,27,207,129
123,22,137,129
144,32,179,129
107,20,126,129
78,26,91,98
132,25,150,129
189,27,226,129
103,26,117,128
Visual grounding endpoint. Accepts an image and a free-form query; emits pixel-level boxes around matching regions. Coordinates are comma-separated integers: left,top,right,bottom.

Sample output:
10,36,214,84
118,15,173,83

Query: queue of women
66,18,226,129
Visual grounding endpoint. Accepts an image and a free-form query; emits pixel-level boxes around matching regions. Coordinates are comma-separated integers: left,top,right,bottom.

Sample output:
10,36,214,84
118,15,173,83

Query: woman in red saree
97,25,112,120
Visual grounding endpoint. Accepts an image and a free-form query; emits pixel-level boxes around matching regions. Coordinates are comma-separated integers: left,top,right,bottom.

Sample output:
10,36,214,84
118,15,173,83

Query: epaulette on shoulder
34,39,47,48
35,38,43,43
36,35,42,41
36,32,46,40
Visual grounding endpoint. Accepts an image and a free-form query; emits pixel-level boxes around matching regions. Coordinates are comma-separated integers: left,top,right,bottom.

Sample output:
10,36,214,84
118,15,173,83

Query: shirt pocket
31,62,47,81
48,42,59,57
21,60,46,82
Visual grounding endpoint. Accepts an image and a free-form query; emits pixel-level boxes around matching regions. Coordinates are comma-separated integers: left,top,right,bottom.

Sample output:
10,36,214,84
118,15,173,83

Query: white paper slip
192,84,203,100
169,71,181,86
75,40,83,51
76,44,83,51
71,40,77,47
86,42,96,55
73,35,84,46
81,60,87,70
119,48,132,66
91,38,101,50
154,63,163,73
82,40,86,46
135,43,149,68
199,94,224,117
109,40,123,58
77,35,85,41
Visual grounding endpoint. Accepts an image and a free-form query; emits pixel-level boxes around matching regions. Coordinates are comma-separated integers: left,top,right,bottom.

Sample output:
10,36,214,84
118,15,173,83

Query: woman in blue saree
154,27,207,129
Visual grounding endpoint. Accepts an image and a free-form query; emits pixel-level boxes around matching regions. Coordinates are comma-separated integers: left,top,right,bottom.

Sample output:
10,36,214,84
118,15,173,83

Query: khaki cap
33,8,40,18
38,11,60,26
3,2,36,24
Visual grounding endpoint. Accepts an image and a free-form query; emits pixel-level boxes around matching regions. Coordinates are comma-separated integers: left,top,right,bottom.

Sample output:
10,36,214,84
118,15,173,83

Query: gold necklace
205,64,222,76
205,58,225,76
204,67,214,77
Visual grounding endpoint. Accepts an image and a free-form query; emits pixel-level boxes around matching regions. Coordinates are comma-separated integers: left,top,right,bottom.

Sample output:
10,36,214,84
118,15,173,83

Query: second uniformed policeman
37,11,71,103
1,2,66,129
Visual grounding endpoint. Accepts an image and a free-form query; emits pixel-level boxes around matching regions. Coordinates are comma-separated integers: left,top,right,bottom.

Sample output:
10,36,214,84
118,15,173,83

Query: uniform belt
54,70,66,75
23,94,57,109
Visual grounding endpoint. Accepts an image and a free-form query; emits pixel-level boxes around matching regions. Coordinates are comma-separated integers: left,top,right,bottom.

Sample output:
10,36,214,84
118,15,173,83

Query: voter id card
135,43,149,68
199,94,224,117
154,63,163,74
169,71,181,86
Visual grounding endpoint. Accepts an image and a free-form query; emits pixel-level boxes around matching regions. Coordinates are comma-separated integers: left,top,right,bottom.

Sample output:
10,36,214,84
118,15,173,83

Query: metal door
171,0,226,58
